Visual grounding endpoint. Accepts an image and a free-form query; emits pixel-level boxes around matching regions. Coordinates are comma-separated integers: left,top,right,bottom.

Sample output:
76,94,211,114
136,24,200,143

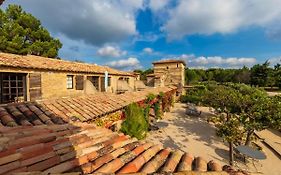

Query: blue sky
2,0,281,70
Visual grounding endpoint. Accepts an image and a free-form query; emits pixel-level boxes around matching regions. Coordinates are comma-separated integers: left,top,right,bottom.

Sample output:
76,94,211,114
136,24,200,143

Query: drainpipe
105,71,108,92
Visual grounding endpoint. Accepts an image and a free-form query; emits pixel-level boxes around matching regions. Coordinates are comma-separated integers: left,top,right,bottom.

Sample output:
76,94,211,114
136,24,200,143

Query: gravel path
145,103,281,175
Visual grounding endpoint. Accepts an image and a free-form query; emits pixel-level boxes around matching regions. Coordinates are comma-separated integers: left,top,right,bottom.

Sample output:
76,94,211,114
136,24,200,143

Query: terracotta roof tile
0,102,67,127
177,153,194,171
0,52,133,76
141,148,171,173
0,124,246,175
161,150,184,173
34,87,177,124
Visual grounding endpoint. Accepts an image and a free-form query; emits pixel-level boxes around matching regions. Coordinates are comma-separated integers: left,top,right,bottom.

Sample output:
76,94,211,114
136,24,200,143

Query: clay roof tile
0,52,133,76
0,124,246,175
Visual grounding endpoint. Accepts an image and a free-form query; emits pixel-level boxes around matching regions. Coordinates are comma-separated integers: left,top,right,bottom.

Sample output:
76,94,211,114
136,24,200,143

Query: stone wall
153,62,185,87
0,67,135,102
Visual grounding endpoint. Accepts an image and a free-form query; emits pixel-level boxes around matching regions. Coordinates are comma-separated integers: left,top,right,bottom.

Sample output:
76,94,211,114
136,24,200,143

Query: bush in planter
120,103,149,139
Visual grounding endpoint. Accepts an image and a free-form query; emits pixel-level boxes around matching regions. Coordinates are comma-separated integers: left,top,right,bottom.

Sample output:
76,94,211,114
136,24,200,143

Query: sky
2,0,281,70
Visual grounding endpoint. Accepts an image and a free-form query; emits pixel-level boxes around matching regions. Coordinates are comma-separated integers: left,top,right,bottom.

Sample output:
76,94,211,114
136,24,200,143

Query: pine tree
0,5,62,58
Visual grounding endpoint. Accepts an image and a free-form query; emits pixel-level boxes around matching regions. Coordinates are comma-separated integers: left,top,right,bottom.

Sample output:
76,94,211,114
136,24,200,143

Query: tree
185,69,201,84
231,84,269,145
250,61,270,87
203,83,281,165
134,68,154,81
269,95,281,129
234,66,251,84
0,5,62,58
274,63,281,89
203,85,243,165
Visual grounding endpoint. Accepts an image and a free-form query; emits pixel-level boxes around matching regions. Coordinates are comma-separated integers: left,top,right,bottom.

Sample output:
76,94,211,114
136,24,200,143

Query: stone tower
150,59,186,87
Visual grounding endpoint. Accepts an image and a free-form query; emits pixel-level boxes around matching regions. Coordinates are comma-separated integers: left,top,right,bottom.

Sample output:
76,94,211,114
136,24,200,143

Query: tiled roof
152,59,186,66
0,123,243,174
0,87,177,126
0,103,65,127
0,53,133,76
39,86,176,123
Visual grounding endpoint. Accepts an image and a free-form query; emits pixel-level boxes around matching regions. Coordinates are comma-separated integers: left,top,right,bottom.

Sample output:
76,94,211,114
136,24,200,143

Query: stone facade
0,67,135,102
148,60,186,87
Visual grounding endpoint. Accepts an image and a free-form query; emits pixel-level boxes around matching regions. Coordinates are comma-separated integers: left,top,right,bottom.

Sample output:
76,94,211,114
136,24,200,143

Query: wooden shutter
101,77,105,92
29,73,42,101
75,75,84,90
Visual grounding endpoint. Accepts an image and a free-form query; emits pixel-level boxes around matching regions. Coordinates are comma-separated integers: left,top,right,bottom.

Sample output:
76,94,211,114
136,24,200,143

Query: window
92,76,99,90
167,66,169,69
67,75,73,89
0,73,26,103
177,64,178,68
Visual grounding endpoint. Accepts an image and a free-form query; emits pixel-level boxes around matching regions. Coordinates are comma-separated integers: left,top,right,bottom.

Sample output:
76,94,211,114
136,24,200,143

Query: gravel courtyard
145,103,281,175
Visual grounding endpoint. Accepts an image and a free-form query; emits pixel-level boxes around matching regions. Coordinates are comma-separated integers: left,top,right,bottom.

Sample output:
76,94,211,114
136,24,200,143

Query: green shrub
146,93,156,103
180,85,208,105
180,95,201,104
120,103,149,139
154,101,161,119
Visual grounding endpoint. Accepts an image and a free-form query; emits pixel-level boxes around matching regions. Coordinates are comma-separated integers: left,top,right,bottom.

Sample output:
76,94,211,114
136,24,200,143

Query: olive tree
229,84,280,145
203,85,243,165
203,83,281,165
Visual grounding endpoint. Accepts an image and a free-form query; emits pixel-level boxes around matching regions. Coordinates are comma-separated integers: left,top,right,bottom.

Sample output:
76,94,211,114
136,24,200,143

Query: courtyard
145,103,281,175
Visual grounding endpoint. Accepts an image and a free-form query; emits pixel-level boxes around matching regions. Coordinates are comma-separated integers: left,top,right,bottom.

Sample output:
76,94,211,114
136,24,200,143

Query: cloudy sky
2,0,281,70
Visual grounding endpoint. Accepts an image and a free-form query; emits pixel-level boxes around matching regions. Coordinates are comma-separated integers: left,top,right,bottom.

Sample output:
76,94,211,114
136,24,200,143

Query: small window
67,75,73,89
1,73,27,103
167,66,169,69
177,64,178,68
108,77,111,87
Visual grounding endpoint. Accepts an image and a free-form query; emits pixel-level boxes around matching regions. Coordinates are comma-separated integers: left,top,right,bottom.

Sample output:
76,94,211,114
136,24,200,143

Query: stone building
0,53,135,104
147,59,186,87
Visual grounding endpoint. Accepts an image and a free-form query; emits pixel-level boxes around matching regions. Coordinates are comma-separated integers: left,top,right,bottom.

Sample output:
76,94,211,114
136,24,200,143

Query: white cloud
163,0,281,40
6,0,145,45
97,46,127,57
187,56,257,68
132,33,162,43
106,57,142,70
179,54,195,59
160,54,195,61
149,0,170,11
143,47,153,54
268,57,281,66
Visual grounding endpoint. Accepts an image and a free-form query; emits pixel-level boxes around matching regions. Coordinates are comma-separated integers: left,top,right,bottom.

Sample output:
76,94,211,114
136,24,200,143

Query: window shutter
75,75,84,90
101,77,105,92
29,73,42,101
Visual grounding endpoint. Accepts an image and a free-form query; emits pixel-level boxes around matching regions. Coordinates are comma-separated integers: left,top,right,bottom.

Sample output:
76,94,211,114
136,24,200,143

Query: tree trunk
245,130,254,146
229,141,234,166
